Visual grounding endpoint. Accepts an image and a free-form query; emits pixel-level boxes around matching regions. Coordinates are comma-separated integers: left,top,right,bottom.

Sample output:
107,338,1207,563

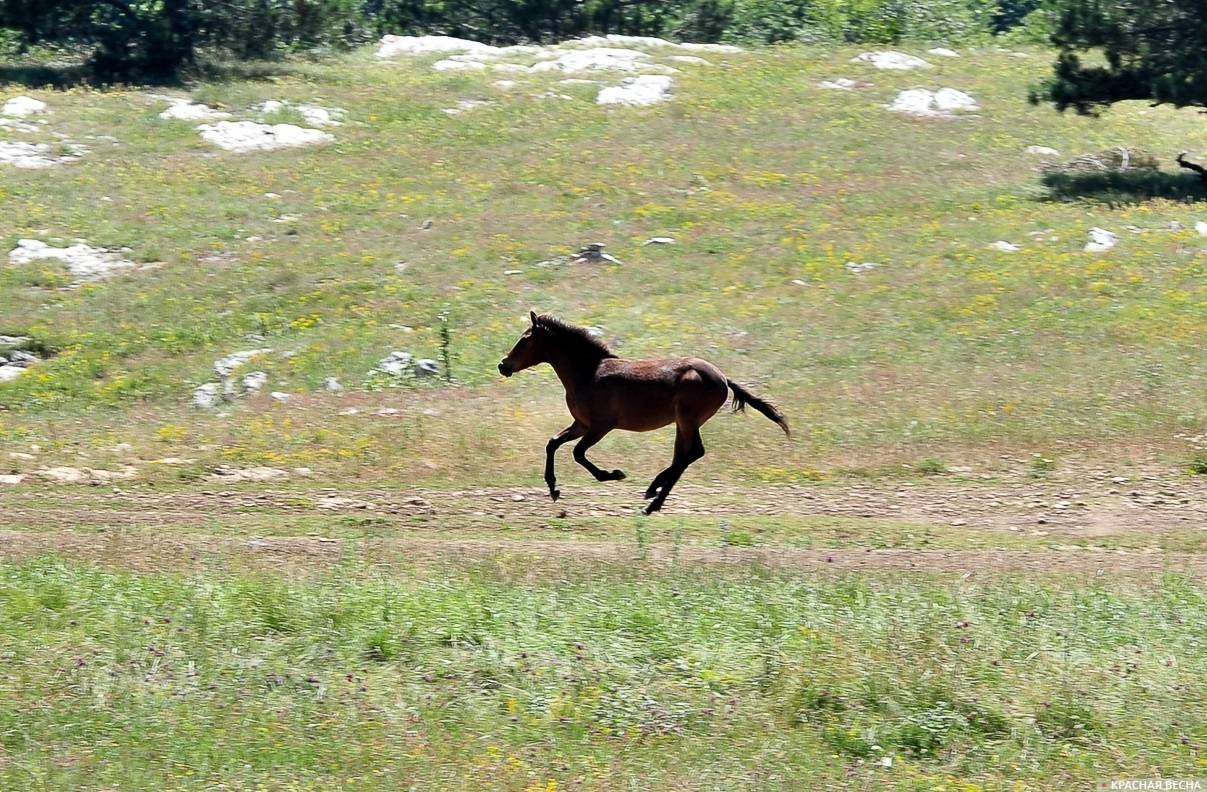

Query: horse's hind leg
573,427,625,482
644,427,704,515
545,423,584,500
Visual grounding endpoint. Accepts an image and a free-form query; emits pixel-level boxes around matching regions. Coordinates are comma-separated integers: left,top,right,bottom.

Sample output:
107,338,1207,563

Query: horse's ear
529,310,539,326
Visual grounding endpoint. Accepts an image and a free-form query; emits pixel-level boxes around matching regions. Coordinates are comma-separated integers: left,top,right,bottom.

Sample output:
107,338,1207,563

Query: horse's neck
546,346,600,396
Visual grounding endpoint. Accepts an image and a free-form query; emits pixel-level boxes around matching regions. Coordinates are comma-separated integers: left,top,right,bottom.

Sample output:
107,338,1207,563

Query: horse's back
594,357,728,431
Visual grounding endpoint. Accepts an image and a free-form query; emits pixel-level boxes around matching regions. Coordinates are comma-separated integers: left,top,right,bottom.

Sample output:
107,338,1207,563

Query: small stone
1084,227,1118,252
270,391,290,402
193,383,221,408
376,351,412,376
322,377,343,392
242,371,268,393
413,359,440,378
642,237,675,246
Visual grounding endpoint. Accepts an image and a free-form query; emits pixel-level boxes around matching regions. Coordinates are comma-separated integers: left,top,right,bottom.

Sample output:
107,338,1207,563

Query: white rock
210,466,289,482
819,78,861,91
571,34,674,49
323,377,343,392
8,239,135,284
270,391,290,402
159,101,230,121
0,365,25,382
677,42,743,53
0,141,86,169
35,466,90,484
196,121,333,153
377,351,412,376
667,55,711,66
0,474,24,485
889,88,978,117
1084,227,1118,252
193,383,222,408
375,34,499,59
9,452,35,460
0,117,39,133
928,47,959,57
990,241,1020,252
853,51,931,70
432,59,487,72
297,104,344,127
533,48,651,74
598,75,674,106
1025,145,1060,156
242,371,268,393
934,88,978,111
442,99,493,115
642,237,675,245
1195,221,1207,236
491,63,532,74
2,96,47,117
845,261,878,273
214,349,271,378
413,359,440,377
493,80,520,90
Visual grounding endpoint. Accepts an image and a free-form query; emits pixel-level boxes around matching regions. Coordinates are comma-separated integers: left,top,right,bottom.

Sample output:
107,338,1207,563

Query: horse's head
498,310,551,377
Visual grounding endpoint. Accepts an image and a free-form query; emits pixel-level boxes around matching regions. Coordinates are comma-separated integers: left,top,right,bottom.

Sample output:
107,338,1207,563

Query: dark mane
537,314,617,360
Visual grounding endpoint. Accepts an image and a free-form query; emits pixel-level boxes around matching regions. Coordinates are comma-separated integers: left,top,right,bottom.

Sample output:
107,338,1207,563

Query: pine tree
1033,0,1207,113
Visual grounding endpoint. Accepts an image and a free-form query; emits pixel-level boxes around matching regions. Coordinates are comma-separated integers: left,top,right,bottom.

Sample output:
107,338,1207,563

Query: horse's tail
727,379,790,438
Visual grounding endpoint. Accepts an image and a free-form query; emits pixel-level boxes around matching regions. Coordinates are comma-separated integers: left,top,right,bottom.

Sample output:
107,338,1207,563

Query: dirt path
0,477,1202,575
0,529,1202,577
2,475,1203,532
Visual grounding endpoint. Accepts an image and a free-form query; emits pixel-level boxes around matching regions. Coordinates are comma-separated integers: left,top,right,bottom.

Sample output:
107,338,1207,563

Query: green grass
0,557,1203,791
0,43,1203,482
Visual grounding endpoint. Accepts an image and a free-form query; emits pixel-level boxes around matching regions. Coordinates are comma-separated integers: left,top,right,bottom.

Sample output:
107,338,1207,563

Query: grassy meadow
0,44,1203,480
1,39,1205,790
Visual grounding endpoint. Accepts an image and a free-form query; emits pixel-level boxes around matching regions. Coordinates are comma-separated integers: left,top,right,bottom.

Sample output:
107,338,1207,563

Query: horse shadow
1040,170,1207,205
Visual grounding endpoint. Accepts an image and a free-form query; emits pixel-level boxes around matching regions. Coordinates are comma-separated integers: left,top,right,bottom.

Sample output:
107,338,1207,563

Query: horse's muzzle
497,361,513,377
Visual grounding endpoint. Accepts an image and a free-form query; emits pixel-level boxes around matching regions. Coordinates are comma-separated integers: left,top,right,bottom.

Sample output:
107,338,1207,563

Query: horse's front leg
573,428,625,482
545,423,584,500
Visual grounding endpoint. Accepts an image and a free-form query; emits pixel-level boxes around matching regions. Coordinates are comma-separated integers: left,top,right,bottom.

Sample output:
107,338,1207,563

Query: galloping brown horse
498,311,789,514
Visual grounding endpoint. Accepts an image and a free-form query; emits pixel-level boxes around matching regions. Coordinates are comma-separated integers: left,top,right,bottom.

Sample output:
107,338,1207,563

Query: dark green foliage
0,0,1041,81
1034,0,1207,113
0,0,367,80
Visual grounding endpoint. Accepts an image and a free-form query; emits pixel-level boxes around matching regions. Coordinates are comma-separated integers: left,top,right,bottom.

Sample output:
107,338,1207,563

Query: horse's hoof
611,469,626,481
643,486,659,499
549,489,560,501
643,501,662,515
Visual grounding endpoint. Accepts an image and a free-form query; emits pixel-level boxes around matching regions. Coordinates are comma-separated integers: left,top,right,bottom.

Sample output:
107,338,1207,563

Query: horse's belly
615,407,675,432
